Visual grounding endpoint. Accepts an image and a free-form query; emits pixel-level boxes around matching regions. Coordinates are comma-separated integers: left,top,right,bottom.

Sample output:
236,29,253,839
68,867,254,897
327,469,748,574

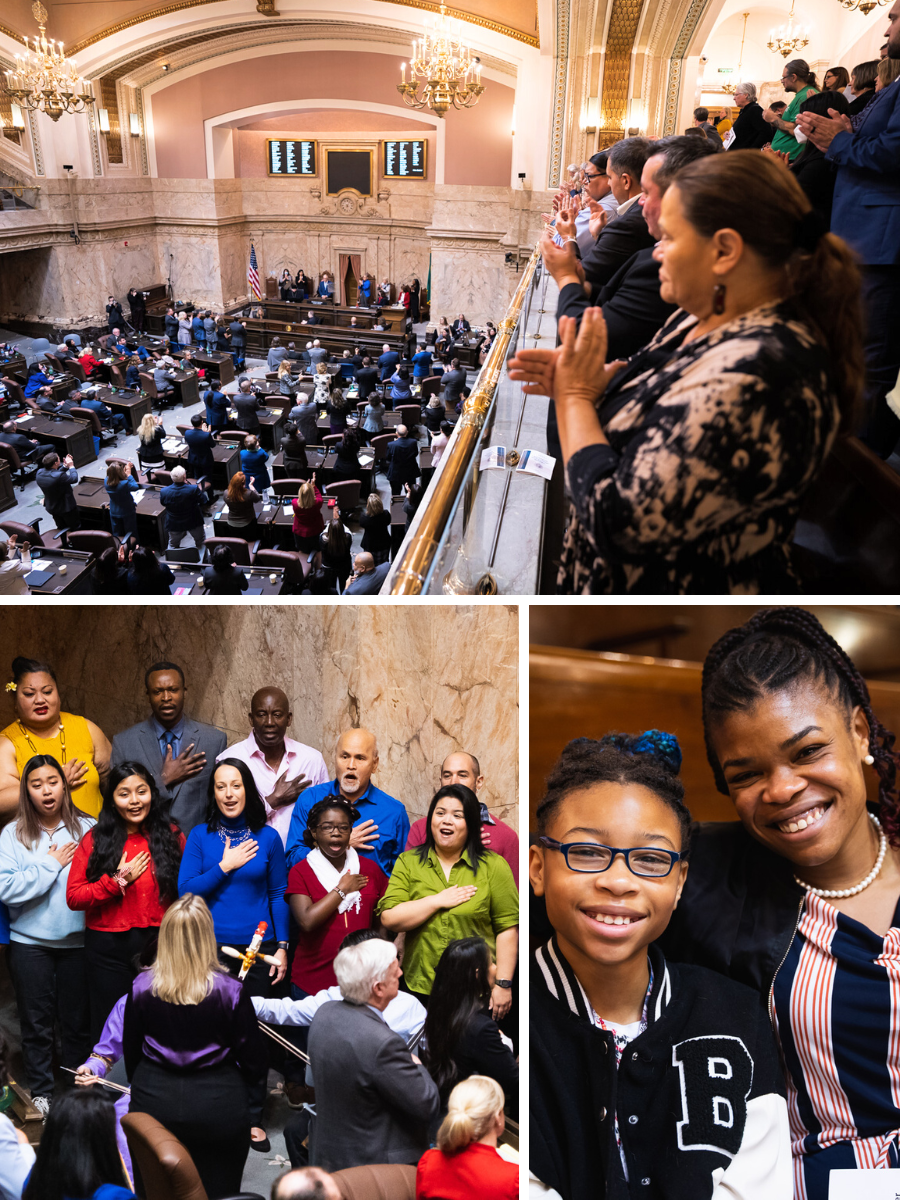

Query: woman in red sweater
291,477,325,554
416,1075,518,1200
67,760,185,1040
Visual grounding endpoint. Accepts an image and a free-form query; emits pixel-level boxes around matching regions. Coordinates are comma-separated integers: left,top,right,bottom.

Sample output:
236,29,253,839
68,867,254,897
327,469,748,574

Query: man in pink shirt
217,685,328,845
405,751,518,884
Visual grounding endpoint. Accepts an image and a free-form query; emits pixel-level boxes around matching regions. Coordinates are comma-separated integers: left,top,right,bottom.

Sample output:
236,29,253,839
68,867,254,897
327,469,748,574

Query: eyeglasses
316,822,351,834
538,836,685,878
583,172,605,180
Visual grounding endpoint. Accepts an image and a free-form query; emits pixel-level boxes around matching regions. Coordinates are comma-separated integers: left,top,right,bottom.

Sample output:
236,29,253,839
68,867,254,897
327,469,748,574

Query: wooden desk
23,547,94,595
162,441,240,491
135,485,167,549
390,497,407,557
94,387,152,435
257,409,285,453
72,477,111,530
211,497,268,538
17,414,95,467
0,355,27,380
0,461,15,513
163,562,284,596
449,337,485,369
169,370,200,408
237,300,408,335
176,350,235,387
271,448,325,481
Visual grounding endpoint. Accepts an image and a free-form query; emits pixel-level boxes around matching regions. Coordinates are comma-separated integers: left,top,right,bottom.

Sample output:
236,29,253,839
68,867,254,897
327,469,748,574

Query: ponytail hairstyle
536,731,692,853
785,58,817,88
701,607,900,845
671,153,864,429
436,1075,505,1155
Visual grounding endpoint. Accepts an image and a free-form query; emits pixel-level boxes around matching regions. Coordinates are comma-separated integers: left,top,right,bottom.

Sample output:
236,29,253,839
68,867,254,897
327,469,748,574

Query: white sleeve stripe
711,1092,792,1200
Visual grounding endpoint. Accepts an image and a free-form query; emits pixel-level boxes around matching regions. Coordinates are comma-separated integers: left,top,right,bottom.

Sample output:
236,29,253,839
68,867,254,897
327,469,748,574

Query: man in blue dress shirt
411,344,433,380
285,728,410,875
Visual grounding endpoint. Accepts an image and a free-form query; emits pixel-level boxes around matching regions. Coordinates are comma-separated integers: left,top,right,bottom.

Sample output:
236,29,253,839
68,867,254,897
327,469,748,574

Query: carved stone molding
662,0,709,135
547,0,571,189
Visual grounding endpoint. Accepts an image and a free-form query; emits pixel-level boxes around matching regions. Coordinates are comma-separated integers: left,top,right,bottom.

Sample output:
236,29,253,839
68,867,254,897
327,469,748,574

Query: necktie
163,730,177,760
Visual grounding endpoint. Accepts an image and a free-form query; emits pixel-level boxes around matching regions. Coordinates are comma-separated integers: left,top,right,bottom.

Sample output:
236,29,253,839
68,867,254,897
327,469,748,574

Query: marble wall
0,604,519,831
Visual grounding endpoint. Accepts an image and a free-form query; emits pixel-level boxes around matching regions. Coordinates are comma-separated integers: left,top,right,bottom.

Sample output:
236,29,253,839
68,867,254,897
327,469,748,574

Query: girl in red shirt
67,760,184,1040
286,797,387,996
416,1075,518,1200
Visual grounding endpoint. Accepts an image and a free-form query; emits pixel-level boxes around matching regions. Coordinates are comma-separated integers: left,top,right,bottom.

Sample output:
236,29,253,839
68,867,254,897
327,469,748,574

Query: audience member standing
0,655,111,820
280,423,309,476
123,894,266,1198
127,288,146,333
416,1076,518,1200
218,686,327,846
379,785,518,1011
177,758,288,1150
386,425,420,492
798,13,900,457
307,938,440,1172
160,465,207,555
291,478,325,553
317,517,353,594
21,1089,133,1200
35,453,80,535
359,493,391,565
111,661,226,834
240,435,271,495
286,729,410,876
287,797,387,999
66,761,185,1040
106,297,124,332
222,471,261,541
0,756,94,1120
764,58,820,160
104,462,139,539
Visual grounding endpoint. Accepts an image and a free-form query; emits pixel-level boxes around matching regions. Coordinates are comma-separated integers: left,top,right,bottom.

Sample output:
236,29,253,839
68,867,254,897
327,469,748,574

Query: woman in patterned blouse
509,153,864,594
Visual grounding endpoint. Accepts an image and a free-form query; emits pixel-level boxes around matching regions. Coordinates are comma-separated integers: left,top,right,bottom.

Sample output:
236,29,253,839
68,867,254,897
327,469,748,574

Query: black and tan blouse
559,302,841,594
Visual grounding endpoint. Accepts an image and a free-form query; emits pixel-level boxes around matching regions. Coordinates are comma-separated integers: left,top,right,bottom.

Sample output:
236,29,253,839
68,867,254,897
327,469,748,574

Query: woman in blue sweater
103,462,140,538
177,757,287,1151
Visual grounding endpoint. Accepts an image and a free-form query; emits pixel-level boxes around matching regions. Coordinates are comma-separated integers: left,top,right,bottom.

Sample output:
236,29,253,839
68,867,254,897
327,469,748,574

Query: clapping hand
586,201,610,240
554,207,578,242
539,227,586,289
796,108,852,151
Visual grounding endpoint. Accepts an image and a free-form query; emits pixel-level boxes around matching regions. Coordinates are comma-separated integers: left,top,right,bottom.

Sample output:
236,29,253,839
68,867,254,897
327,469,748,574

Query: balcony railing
386,240,554,595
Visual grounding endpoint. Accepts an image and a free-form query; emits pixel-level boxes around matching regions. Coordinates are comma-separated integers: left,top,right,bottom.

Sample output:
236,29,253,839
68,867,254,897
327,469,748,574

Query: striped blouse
771,890,900,1200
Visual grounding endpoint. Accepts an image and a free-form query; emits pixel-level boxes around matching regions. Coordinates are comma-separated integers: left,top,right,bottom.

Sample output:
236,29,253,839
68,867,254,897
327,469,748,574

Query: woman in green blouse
379,784,518,1017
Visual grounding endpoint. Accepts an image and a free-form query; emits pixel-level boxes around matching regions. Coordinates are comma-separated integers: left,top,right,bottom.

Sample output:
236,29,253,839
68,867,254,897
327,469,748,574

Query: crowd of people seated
0,654,518,1200
508,15,900,595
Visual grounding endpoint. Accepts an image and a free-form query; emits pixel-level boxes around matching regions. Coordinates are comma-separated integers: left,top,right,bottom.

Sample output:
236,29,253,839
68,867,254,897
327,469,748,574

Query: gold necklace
17,719,67,764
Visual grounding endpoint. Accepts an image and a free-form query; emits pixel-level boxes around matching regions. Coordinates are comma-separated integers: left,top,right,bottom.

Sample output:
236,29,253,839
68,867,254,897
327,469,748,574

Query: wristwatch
495,979,513,990
276,941,289,951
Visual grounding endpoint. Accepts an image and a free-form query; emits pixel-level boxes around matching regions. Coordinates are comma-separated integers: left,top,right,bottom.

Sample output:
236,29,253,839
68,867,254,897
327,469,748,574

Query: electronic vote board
266,140,317,176
382,139,427,178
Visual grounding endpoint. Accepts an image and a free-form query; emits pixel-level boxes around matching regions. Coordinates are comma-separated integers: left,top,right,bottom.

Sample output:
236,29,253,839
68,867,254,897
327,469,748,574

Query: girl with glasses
529,731,791,1200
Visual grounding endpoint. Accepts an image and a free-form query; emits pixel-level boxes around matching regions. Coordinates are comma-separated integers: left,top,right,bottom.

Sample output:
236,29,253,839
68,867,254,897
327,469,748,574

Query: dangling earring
865,754,875,765
712,284,727,315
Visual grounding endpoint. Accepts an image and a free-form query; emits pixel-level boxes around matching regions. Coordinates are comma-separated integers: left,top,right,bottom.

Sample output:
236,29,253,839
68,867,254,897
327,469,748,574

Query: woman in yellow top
0,656,111,820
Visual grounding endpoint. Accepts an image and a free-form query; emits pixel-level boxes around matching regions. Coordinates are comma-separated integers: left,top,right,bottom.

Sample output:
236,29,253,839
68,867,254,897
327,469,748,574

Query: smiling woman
660,606,900,1199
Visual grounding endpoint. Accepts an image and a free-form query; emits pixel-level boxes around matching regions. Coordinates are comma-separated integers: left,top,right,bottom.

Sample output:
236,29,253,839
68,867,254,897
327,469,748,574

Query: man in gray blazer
308,939,439,1172
110,661,226,832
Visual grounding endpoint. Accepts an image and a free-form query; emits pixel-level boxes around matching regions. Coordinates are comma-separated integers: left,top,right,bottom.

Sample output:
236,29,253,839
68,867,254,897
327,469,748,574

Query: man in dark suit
303,311,320,326
110,660,227,832
580,136,655,290
164,307,179,342
693,106,724,148
0,420,54,464
377,344,400,381
203,385,230,430
184,413,216,483
81,392,127,432
160,465,206,552
233,380,266,434
728,81,774,149
386,425,419,490
441,358,467,408
555,136,717,359
228,318,246,368
451,314,470,338
308,940,439,1171
307,341,328,366
106,296,124,332
344,553,390,595
36,452,80,532
799,15,900,455
355,357,379,400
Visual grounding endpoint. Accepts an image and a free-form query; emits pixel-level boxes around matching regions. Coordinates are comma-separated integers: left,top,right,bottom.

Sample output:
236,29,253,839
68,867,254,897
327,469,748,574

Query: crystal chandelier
767,0,810,57
397,5,485,118
722,12,749,95
3,2,95,122
839,0,888,13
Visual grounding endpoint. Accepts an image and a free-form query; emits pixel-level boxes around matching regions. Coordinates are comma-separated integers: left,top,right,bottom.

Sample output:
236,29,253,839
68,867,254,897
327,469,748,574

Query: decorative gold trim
45,0,538,58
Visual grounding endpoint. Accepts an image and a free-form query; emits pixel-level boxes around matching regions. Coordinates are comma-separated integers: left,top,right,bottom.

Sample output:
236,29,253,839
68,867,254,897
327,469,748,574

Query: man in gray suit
308,939,439,1172
110,661,226,832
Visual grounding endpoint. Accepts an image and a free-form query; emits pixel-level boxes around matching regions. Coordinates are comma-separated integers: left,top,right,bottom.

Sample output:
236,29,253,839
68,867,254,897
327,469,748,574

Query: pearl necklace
794,812,887,899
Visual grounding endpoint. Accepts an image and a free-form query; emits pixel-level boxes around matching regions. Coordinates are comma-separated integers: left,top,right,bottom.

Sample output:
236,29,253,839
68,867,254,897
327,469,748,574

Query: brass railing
388,239,543,595
0,169,40,208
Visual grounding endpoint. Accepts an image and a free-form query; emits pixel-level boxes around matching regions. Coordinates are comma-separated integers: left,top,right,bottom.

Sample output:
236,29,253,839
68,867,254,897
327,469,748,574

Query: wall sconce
511,104,516,136
583,96,600,132
11,103,25,131
627,98,646,130
98,108,110,133
129,112,140,136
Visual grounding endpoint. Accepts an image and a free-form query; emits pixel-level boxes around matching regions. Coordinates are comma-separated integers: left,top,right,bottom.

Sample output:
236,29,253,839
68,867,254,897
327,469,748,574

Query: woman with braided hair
662,606,900,1197
530,731,791,1200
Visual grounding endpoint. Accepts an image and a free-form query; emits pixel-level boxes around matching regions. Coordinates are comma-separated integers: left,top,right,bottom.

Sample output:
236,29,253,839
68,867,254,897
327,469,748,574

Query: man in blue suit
799,3,900,456
160,465,206,553
377,344,400,381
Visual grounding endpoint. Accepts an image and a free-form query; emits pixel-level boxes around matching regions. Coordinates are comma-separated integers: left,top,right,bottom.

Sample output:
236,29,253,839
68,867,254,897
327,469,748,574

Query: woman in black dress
279,270,293,301
509,152,862,594
318,517,353,593
410,278,421,323
127,289,146,333
359,492,392,565
331,428,362,482
280,423,309,477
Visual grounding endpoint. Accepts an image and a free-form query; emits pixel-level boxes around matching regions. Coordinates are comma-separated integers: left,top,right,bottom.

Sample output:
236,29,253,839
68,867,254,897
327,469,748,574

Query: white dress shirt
253,985,426,1043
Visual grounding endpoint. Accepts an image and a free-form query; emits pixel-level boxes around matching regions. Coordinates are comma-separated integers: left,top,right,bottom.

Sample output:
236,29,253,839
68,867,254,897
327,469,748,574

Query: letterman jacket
530,938,791,1200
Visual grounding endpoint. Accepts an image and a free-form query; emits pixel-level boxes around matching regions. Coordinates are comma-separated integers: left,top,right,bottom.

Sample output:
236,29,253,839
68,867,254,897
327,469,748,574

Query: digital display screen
267,140,317,176
382,139,427,178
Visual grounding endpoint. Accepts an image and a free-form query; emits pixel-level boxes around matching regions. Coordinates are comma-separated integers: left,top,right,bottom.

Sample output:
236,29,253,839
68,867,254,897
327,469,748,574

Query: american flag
248,244,261,300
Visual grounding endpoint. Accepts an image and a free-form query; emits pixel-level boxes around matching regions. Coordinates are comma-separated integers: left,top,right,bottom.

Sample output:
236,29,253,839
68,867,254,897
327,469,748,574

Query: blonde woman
136,412,167,472
291,475,324,552
416,1076,518,1200
122,894,265,1198
277,359,295,396
313,361,332,406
